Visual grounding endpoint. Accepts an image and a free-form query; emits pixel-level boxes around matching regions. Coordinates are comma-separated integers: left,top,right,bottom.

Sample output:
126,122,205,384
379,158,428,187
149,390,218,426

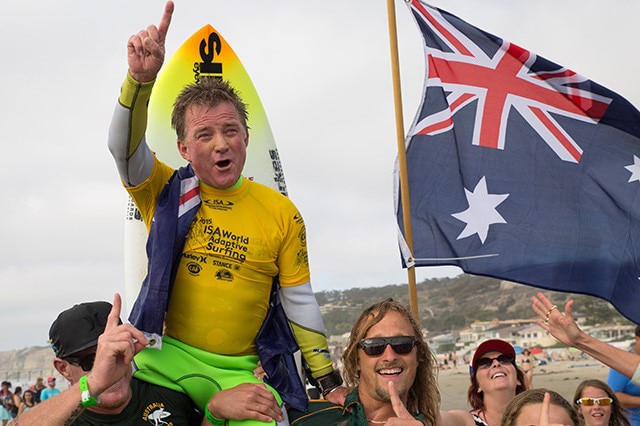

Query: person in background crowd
468,339,527,426
0,383,12,425
607,326,640,426
573,379,630,426
1,401,11,426
39,376,60,401
520,348,534,389
17,390,35,415
0,383,10,400
500,388,580,426
10,388,21,419
28,378,44,404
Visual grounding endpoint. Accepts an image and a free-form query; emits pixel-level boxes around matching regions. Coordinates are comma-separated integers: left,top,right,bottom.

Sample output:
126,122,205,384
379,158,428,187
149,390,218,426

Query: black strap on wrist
316,370,343,397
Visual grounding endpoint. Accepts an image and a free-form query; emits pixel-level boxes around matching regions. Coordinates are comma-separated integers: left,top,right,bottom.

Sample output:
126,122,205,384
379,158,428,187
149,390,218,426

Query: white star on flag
452,176,509,244
625,155,640,183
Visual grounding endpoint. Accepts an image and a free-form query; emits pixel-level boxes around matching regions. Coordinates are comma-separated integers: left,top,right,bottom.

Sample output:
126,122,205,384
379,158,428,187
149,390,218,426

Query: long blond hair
341,298,439,425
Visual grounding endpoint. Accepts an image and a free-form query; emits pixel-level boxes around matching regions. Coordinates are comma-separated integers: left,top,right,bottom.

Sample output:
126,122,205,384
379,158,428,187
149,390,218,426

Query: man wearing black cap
13,293,202,425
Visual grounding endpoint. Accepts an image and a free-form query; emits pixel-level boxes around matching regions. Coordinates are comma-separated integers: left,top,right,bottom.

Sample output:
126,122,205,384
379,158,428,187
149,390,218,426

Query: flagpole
386,0,419,318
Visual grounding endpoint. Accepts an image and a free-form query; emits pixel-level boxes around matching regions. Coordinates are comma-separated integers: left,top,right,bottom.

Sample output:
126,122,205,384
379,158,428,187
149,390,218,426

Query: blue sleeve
608,367,631,392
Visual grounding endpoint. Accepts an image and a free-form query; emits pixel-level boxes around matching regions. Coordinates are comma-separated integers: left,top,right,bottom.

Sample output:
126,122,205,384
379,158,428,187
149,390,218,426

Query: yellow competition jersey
128,157,310,355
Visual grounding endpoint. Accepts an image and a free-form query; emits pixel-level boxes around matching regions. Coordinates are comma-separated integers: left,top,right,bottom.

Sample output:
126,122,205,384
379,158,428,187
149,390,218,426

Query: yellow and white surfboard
123,25,287,314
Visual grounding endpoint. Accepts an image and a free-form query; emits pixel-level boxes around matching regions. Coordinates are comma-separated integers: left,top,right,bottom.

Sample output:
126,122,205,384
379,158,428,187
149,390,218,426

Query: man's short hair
171,77,249,140
341,298,439,425
635,325,640,337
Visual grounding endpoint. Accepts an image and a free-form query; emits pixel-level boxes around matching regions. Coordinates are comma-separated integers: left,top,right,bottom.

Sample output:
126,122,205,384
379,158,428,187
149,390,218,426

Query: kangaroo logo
147,407,171,425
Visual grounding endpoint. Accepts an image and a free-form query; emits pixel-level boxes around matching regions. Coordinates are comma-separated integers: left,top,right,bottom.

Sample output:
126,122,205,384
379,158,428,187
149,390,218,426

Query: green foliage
316,275,631,337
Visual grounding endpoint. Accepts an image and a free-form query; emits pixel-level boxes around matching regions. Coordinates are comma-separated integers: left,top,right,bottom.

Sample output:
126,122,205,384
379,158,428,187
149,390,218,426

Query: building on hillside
585,324,636,341
428,332,455,352
516,323,557,348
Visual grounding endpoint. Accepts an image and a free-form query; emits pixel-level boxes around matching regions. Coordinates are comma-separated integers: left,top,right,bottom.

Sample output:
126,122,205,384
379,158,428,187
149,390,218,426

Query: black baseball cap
49,301,115,358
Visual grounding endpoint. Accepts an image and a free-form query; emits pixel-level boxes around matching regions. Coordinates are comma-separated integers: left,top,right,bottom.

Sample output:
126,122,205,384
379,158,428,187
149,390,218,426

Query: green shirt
288,388,426,426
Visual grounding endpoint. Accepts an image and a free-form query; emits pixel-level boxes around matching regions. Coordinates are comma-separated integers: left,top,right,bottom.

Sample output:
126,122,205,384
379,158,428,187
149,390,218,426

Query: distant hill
0,346,56,386
316,274,632,337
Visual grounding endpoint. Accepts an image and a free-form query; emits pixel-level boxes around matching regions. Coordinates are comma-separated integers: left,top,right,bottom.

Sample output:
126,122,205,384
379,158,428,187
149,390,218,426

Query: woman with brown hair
573,379,630,426
17,390,35,415
468,339,528,426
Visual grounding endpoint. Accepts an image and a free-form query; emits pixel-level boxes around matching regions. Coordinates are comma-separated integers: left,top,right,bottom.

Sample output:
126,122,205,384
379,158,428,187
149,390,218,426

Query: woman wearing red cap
468,339,527,426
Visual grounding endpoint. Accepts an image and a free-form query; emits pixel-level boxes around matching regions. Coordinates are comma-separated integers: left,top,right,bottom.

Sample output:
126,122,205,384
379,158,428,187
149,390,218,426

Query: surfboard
123,24,288,316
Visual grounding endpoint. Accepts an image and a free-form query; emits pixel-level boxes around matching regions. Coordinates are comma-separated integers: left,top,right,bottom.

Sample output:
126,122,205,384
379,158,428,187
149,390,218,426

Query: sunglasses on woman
64,352,96,372
475,354,514,370
576,397,613,406
358,336,417,357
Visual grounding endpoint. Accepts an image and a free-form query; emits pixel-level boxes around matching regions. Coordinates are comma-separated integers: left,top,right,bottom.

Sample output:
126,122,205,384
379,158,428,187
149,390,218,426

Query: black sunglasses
358,336,417,357
475,354,514,370
64,352,96,372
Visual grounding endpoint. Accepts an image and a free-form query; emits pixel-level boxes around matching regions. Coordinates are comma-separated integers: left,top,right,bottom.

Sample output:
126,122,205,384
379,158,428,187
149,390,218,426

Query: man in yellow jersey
107,2,346,425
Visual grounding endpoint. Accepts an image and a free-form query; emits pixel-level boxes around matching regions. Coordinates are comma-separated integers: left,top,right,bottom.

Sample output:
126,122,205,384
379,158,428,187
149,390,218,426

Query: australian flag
396,0,640,323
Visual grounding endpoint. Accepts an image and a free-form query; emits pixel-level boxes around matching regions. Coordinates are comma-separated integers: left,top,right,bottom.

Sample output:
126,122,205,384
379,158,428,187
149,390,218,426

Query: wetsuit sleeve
279,282,335,379
108,71,156,187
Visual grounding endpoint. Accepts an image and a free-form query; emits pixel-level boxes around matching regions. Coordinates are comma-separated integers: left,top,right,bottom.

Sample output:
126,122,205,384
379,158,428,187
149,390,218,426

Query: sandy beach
437,359,610,411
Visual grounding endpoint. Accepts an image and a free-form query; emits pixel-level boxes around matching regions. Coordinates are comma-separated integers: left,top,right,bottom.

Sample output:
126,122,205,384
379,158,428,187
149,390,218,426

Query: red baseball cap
471,339,516,374
47,376,56,382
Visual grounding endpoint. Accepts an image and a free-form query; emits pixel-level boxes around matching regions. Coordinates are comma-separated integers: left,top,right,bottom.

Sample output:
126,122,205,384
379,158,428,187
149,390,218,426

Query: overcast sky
2,0,639,352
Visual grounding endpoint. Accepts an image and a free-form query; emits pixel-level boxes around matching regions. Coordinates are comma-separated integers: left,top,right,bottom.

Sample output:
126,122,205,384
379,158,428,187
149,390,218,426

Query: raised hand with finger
531,292,581,347
86,293,148,398
127,0,174,82
536,392,574,426
386,381,424,426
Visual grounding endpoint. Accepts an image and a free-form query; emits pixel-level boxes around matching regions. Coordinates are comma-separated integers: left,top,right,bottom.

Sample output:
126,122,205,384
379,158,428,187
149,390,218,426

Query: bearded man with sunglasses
288,299,481,425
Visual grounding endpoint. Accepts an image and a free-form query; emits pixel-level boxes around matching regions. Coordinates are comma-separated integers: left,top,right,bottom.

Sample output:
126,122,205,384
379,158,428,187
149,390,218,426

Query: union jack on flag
395,0,640,323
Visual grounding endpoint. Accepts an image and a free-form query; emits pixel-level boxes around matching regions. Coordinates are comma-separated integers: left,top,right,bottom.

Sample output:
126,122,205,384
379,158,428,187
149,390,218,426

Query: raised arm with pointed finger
87,294,149,396
532,292,640,381
11,294,152,426
127,1,173,83
108,1,174,188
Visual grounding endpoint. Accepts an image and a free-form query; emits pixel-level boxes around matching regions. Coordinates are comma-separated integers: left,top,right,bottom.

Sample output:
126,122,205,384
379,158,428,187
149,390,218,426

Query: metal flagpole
385,0,419,318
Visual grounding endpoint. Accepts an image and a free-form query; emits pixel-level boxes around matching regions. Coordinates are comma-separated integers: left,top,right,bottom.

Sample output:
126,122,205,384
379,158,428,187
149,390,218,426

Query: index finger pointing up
158,1,174,43
388,381,411,419
538,392,551,425
106,293,123,332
